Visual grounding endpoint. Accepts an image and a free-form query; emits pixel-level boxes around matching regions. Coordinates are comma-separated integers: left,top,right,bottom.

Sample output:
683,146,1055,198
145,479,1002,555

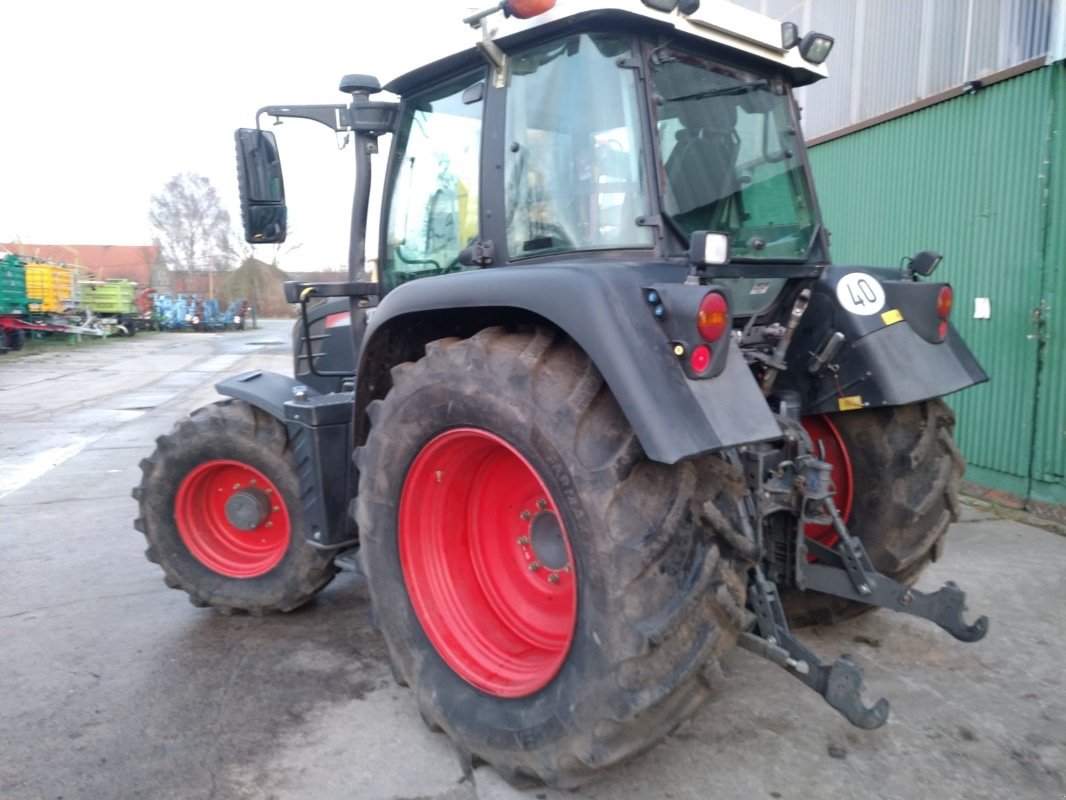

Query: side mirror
908,250,943,278
235,128,288,244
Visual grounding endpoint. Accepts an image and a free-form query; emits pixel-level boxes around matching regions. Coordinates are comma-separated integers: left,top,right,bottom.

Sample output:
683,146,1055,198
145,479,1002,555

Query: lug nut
548,573,560,584
517,536,530,546
519,510,532,521
536,499,548,511
528,561,541,572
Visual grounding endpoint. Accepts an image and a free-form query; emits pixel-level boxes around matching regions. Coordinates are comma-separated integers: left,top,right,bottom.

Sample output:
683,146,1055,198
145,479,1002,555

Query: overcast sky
2,1,476,271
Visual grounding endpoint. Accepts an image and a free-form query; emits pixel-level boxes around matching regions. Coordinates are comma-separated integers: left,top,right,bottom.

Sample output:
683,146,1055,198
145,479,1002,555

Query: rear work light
937,285,953,340
697,291,729,342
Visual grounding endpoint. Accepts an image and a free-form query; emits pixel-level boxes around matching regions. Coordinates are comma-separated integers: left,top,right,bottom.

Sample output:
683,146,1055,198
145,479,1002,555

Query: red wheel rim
800,415,854,546
175,459,291,578
399,428,577,698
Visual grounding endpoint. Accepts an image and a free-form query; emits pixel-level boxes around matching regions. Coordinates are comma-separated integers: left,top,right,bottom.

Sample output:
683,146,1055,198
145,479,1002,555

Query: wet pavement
1,323,1063,800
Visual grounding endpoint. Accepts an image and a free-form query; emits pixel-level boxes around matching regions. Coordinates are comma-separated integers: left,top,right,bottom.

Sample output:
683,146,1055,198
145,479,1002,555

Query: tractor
134,0,989,787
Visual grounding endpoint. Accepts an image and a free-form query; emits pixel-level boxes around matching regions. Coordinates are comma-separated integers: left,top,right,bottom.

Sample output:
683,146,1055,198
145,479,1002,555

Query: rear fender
780,266,989,413
356,262,782,464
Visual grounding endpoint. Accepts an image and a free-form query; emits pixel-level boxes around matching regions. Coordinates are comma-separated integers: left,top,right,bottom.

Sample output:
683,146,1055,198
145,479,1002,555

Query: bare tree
149,173,237,294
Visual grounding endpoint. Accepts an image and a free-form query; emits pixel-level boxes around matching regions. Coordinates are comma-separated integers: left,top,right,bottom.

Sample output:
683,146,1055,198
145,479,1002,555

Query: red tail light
690,344,712,375
696,291,729,342
937,285,953,339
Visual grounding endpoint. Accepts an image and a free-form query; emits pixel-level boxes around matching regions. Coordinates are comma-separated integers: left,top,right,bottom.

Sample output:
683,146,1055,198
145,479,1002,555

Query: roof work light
799,31,834,64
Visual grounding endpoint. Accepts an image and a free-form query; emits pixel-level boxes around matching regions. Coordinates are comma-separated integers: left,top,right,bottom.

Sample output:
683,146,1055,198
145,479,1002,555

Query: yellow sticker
881,308,903,325
838,395,864,411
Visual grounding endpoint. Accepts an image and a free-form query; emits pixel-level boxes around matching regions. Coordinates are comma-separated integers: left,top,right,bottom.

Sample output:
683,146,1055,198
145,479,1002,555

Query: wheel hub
224,488,271,531
528,510,569,571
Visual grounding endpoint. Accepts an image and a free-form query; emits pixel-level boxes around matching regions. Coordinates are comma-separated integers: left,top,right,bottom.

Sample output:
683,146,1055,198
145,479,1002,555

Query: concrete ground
1,322,1063,800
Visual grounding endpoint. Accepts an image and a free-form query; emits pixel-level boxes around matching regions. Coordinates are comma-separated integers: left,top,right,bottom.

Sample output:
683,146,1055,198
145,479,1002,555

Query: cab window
382,76,482,292
504,34,652,259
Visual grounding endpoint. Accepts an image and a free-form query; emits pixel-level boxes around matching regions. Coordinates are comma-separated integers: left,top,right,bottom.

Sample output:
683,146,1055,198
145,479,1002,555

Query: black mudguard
357,261,782,465
216,369,309,420
779,266,989,413
216,371,356,547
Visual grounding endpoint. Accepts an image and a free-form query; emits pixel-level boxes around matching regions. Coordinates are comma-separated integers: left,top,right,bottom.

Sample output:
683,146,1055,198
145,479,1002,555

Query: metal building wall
733,0,1055,139
807,65,1065,503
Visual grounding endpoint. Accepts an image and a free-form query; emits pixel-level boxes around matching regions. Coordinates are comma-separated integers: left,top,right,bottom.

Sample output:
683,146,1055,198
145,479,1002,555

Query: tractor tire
133,399,337,613
356,327,751,788
784,399,964,627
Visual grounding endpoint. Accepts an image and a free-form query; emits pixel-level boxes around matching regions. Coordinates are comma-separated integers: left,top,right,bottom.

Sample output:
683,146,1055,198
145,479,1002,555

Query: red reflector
937,286,953,319
325,312,349,328
690,344,711,374
697,292,729,342
506,0,556,18
938,320,949,340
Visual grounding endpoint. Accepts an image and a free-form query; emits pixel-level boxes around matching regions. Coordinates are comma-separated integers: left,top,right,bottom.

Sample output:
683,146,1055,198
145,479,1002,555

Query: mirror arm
255,101,398,136
256,104,352,132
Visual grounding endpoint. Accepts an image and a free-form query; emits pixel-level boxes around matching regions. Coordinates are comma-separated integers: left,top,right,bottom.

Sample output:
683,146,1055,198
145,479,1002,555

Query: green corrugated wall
808,63,1065,505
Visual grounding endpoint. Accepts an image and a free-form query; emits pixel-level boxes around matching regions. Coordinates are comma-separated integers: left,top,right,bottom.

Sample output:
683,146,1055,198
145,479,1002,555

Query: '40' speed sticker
836,272,886,316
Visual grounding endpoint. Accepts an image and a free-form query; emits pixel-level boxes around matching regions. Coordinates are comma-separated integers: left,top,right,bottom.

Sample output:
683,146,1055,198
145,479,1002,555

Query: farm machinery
0,254,112,351
152,295,250,331
135,0,990,788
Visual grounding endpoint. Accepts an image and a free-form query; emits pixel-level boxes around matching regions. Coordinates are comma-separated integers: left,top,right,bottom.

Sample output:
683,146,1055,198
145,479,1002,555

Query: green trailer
1,254,29,350
1,253,28,315
83,279,142,335
83,280,135,314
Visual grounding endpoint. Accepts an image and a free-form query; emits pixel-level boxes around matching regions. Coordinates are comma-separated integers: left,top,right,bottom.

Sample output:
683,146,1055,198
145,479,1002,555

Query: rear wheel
133,399,336,612
784,400,964,627
356,328,750,788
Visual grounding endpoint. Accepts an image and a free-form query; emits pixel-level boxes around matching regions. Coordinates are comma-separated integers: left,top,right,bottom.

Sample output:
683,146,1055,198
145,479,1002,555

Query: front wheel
356,328,751,788
133,399,337,612
784,400,964,627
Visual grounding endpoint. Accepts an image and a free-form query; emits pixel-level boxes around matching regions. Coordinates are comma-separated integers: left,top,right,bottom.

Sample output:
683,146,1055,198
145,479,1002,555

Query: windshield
650,50,820,262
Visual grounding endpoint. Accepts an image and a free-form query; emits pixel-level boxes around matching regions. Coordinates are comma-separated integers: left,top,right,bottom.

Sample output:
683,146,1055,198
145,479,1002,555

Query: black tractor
135,0,988,788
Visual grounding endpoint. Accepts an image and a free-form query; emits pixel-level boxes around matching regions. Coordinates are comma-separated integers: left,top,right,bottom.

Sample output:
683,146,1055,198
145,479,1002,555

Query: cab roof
385,0,828,97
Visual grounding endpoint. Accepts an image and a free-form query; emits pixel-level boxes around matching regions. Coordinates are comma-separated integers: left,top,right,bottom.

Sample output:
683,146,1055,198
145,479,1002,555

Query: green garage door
808,64,1065,505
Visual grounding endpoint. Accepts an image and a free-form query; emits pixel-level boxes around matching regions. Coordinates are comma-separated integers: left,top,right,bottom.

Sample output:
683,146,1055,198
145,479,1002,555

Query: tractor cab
379,10,829,305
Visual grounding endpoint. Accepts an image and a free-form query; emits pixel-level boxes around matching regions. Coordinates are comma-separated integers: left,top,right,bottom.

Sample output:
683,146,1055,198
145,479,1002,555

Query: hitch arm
801,496,989,644
803,544,989,643
743,568,890,729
